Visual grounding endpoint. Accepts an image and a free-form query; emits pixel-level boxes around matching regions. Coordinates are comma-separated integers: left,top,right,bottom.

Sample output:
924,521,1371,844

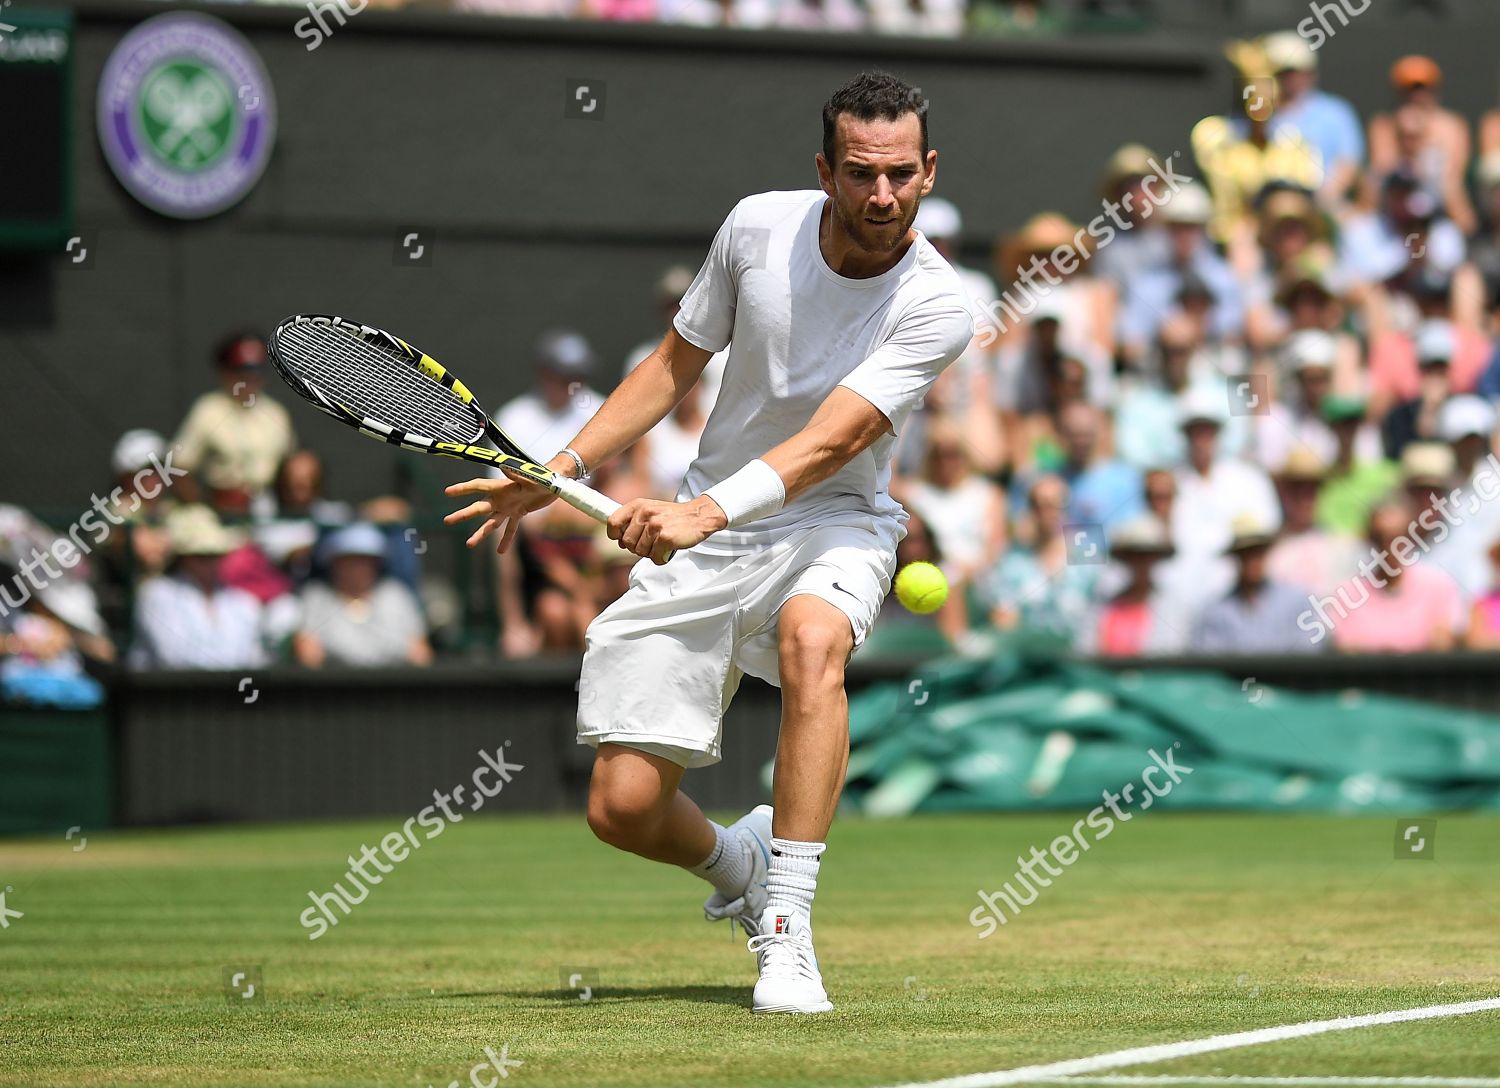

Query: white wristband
703,458,786,528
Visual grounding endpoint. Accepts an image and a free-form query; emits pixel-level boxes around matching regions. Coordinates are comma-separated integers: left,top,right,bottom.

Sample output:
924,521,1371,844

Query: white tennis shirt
674,190,974,552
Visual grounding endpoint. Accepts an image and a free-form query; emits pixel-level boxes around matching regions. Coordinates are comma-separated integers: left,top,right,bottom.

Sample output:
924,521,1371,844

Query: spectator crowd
9,31,1500,691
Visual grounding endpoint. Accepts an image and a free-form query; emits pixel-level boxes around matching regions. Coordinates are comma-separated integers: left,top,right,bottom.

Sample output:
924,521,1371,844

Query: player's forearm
699,389,889,530
760,390,890,503
565,334,708,473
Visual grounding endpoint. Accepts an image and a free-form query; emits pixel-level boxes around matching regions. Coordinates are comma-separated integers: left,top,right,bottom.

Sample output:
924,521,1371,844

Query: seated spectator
1118,182,1243,360
733,0,865,30
632,380,709,500
293,523,431,669
1240,186,1343,355
1014,402,1140,531
1327,500,1464,652
1368,289,1491,421
969,0,1061,35
1267,448,1363,597
1115,314,1250,469
1091,144,1171,295
1316,394,1400,536
0,504,114,665
496,454,648,657
1367,57,1474,235
900,420,1005,588
1340,172,1466,291
977,475,1098,645
172,332,295,518
1191,41,1323,247
1467,154,1500,318
1463,538,1500,650
1079,514,1190,656
1256,330,1347,471
1261,31,1363,207
97,429,179,632
493,330,604,464
1403,441,1488,600
1380,320,1461,458
1193,514,1323,654
866,0,963,37
992,212,1117,369
0,581,106,709
1171,388,1281,609
131,505,267,669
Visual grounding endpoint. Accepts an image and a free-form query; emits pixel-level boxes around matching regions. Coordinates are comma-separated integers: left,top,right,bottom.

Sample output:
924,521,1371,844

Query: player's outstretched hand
444,470,557,552
608,496,728,563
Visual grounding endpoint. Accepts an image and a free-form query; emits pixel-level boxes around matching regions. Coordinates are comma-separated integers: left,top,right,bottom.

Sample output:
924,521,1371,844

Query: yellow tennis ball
894,561,949,614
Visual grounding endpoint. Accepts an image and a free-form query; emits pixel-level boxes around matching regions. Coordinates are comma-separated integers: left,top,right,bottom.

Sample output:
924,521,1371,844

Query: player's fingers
445,478,494,497
606,507,630,542
465,517,499,548
444,500,492,525
498,516,520,554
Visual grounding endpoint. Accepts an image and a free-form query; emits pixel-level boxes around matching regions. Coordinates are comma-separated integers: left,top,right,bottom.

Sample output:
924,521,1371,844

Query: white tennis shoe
748,908,832,1014
702,804,772,939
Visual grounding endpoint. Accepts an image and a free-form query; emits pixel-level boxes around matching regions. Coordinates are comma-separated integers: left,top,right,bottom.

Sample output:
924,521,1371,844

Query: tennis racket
267,314,661,555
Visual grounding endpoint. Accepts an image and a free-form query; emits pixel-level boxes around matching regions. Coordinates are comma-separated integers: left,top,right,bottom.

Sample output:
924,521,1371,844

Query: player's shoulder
727,189,823,226
904,235,974,313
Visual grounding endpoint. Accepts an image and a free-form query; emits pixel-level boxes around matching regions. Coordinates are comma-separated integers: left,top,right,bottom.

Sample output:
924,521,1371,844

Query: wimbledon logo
97,12,276,219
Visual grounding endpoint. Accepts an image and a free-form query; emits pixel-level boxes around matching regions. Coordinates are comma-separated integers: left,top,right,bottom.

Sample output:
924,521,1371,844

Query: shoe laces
747,928,820,982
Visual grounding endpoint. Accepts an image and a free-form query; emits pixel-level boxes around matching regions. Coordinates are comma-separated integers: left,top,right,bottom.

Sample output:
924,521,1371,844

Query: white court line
1036,1078,1500,1087
876,997,1500,1088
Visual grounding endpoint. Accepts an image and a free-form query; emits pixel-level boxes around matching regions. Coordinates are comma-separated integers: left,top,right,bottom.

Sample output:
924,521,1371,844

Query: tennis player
446,71,973,1014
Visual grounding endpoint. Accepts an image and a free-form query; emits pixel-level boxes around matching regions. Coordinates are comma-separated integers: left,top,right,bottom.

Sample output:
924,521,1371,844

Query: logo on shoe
774,914,790,935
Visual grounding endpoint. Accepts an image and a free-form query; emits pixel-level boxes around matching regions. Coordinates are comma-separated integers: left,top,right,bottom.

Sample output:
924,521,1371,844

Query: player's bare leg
751,593,853,1014
586,743,774,936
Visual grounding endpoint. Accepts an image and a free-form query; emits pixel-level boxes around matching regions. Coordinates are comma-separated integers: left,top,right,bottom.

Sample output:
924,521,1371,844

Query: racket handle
549,474,675,565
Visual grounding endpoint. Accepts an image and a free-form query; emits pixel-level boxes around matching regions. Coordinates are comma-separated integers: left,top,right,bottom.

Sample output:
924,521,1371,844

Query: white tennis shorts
576,520,897,768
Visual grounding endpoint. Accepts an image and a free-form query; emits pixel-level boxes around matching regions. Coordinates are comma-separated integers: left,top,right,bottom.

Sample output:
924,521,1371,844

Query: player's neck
818,201,912,280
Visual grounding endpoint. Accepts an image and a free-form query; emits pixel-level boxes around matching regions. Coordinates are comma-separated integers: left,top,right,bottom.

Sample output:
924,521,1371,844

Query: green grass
1,812,1497,1087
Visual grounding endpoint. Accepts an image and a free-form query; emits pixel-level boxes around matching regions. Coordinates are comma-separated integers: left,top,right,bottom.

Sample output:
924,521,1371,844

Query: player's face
820,113,934,255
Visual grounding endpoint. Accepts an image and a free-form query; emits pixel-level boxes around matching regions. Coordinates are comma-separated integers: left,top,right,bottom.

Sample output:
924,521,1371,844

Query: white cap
324,522,388,562
1415,319,1456,364
112,429,167,476
1264,30,1317,72
1282,329,1337,373
1162,182,1213,226
1439,395,1497,442
915,197,962,241
1177,385,1229,428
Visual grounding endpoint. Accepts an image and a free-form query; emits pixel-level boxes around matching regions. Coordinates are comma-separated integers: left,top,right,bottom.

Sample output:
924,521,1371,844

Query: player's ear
815,153,835,197
921,150,938,197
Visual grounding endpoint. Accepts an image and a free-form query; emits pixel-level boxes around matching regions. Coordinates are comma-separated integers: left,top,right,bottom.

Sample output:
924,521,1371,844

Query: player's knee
778,617,850,680
585,785,661,850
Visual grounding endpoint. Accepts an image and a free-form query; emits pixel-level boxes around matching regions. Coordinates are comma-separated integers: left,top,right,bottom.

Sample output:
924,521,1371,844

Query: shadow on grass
434,985,749,1008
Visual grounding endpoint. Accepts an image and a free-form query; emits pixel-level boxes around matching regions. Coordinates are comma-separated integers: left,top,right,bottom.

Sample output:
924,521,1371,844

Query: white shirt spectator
493,388,602,466
131,575,267,669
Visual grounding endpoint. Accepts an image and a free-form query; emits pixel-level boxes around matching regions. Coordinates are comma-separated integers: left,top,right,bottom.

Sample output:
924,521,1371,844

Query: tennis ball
894,561,949,614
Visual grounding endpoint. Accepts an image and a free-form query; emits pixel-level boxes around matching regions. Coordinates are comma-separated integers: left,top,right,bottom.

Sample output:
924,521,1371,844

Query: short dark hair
821,71,929,166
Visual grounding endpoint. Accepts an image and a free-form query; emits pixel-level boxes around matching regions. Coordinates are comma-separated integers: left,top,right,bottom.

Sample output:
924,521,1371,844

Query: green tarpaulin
829,646,1500,816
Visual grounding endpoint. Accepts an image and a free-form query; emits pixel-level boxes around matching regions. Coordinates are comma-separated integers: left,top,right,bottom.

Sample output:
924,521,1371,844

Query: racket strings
275,323,485,443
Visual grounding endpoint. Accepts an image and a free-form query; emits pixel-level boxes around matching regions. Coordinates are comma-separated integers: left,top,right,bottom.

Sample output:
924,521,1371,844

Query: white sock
766,837,823,921
688,821,753,898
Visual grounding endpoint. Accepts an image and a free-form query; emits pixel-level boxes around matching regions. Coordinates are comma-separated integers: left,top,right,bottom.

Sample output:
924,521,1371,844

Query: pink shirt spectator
1330,564,1464,652
1367,325,1491,403
591,0,656,18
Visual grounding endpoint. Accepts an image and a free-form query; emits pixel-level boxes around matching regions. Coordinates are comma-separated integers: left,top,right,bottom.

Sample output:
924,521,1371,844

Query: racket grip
549,474,675,564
